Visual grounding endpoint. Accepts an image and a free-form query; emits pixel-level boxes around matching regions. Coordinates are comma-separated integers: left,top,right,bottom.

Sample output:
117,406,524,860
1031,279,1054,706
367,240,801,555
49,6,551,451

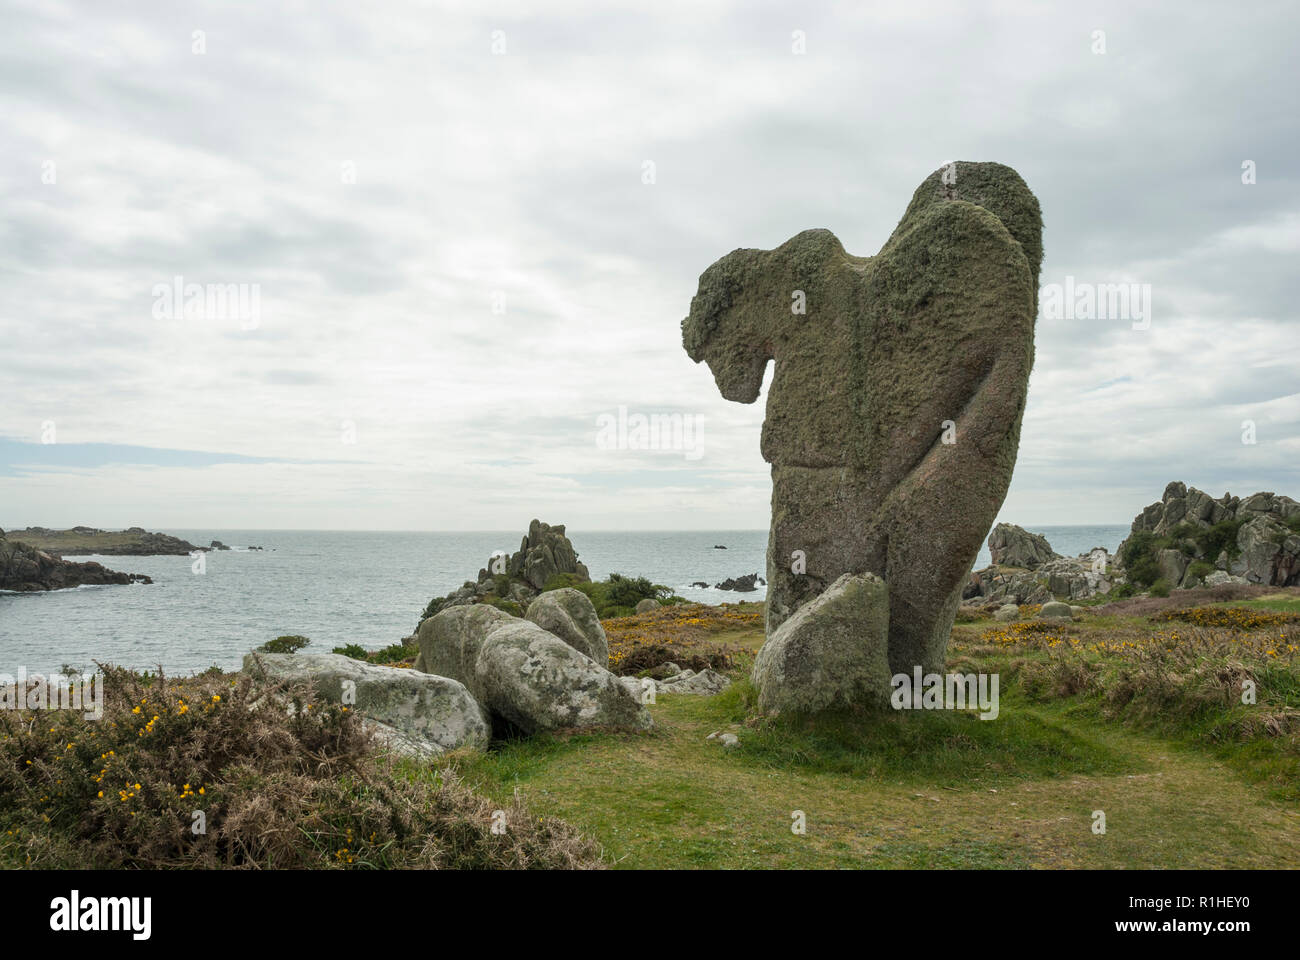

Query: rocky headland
9,525,200,557
962,481,1300,614
0,528,152,592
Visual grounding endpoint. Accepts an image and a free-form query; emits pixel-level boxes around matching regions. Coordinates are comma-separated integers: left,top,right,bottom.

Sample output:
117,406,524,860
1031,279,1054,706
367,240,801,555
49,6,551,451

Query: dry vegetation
0,665,602,869
601,602,759,675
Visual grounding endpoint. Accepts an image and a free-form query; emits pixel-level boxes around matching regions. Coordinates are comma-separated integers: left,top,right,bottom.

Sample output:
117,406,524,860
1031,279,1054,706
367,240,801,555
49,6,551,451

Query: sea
0,525,1129,675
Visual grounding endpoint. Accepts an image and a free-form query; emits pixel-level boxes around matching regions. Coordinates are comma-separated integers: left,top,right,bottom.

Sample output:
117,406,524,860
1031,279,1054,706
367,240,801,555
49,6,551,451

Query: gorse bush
0,666,602,869
260,634,311,654
544,572,681,619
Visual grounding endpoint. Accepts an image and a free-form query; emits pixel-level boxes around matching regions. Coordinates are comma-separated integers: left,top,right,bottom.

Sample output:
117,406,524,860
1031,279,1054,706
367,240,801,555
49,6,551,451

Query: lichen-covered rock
525,588,609,665
657,668,731,696
993,603,1020,622
987,523,1060,570
1038,601,1073,620
241,652,491,755
634,598,660,614
412,604,517,698
750,573,893,715
476,621,651,734
686,162,1041,699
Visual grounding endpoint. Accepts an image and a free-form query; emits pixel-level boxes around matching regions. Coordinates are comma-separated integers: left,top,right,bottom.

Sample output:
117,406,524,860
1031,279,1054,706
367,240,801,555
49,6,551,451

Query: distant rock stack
683,161,1042,713
417,519,591,627
987,523,1060,570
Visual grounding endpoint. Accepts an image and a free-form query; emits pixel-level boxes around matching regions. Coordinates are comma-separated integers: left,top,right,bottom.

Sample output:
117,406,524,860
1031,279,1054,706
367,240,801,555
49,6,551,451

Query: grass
439,597,1300,869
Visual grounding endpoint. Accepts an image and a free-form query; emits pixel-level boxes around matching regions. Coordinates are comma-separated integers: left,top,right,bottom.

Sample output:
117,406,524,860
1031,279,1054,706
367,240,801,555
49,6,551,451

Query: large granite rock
476,621,651,734
413,604,648,734
750,573,893,715
242,651,491,756
525,588,609,665
684,161,1041,695
1121,483,1300,587
412,604,516,694
987,523,1060,569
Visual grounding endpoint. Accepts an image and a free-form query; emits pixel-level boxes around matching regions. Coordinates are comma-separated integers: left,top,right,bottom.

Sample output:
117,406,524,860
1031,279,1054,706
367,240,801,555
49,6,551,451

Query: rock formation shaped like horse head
682,161,1042,715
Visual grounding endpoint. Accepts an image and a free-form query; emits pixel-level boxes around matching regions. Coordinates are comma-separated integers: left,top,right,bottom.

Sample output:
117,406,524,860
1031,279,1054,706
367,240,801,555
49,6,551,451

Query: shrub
0,666,602,869
478,596,523,617
1121,531,1162,587
1187,560,1215,581
332,643,371,661
260,635,311,654
1149,579,1171,598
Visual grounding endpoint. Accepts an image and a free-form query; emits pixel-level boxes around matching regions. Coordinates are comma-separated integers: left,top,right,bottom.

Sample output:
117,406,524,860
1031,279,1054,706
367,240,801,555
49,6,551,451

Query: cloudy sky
1,0,1296,532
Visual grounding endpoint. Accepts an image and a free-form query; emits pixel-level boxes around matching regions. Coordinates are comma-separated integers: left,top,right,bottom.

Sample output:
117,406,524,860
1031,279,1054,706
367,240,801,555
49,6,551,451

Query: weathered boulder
476,621,651,733
657,668,731,695
751,573,893,715
1156,548,1190,586
1230,516,1300,585
412,604,516,696
634,598,660,614
987,523,1060,569
993,603,1020,622
686,162,1041,702
525,588,609,665
241,652,491,756
1038,600,1073,620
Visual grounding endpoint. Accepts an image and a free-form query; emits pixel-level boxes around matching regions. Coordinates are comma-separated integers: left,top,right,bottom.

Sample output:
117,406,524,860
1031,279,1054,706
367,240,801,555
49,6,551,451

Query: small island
6,525,200,557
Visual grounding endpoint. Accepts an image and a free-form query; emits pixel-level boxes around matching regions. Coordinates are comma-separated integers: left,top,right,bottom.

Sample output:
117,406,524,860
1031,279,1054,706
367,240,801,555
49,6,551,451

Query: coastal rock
686,162,1041,703
993,603,1020,622
0,534,153,592
418,519,591,628
751,573,893,715
1121,484,1300,588
714,573,762,592
965,540,1112,606
525,588,609,665
476,621,651,734
634,598,660,614
241,651,491,755
987,523,1060,569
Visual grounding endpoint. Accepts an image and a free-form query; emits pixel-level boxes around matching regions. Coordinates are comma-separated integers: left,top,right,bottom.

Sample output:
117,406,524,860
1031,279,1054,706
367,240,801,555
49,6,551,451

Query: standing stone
683,161,1041,698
